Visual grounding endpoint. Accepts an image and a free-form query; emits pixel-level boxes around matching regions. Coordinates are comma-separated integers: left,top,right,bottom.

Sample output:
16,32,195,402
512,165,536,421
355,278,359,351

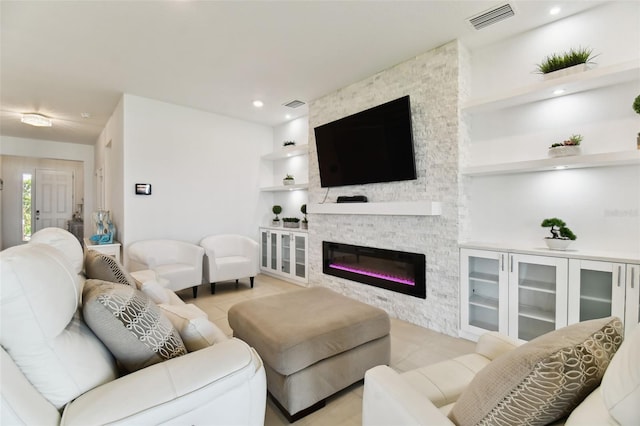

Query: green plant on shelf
283,140,296,147
301,204,307,224
541,217,577,240
550,134,583,148
282,217,300,223
272,205,282,221
535,47,598,74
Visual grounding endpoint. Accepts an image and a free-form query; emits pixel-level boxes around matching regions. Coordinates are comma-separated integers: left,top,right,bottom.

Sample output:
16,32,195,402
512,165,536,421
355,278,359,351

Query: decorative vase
545,238,572,251
542,63,590,80
272,220,281,227
283,179,295,186
301,222,308,230
548,146,581,158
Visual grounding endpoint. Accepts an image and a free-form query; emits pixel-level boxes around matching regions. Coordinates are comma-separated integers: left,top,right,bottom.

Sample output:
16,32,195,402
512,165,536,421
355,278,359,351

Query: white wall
0,136,94,247
464,2,640,254
120,94,273,250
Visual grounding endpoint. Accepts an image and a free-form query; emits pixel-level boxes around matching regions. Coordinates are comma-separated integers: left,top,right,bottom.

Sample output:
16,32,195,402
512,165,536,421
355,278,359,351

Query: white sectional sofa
1,228,266,425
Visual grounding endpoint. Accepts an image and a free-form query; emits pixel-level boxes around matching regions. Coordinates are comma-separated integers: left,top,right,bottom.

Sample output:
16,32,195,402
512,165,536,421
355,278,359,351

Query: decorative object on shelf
301,204,308,229
283,140,296,147
541,217,577,250
548,134,583,157
90,210,115,244
536,47,598,80
283,174,295,185
633,94,640,149
282,217,300,228
272,205,282,227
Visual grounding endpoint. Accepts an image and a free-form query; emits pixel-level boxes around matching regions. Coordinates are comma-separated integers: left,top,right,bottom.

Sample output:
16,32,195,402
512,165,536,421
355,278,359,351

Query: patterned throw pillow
82,279,187,372
84,250,136,287
449,317,623,426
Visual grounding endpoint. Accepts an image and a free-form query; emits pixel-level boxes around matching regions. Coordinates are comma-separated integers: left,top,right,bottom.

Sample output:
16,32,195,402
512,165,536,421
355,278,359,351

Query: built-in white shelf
261,144,309,160
308,200,442,216
260,183,309,192
461,151,640,176
462,60,640,114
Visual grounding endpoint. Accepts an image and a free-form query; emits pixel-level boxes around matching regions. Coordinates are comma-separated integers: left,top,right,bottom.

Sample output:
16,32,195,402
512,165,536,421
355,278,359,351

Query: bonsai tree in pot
283,174,295,186
272,205,283,226
301,204,308,229
541,217,577,250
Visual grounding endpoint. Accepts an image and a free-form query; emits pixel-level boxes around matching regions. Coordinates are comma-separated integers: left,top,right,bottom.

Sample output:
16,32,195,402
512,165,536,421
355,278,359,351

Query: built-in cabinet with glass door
260,227,308,285
460,248,640,341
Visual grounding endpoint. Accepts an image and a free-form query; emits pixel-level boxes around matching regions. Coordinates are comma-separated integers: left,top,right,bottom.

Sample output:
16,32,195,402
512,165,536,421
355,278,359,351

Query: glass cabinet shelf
518,305,555,323
469,272,499,284
519,280,557,294
469,295,499,310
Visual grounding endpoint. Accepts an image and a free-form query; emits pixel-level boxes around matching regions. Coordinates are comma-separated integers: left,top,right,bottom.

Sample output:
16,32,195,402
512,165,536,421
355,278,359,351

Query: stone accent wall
307,41,463,335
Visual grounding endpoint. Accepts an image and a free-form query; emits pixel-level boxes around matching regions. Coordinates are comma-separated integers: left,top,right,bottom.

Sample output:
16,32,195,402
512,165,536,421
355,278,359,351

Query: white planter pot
283,222,300,228
548,146,581,158
271,220,281,227
545,238,572,251
543,63,590,80
283,179,295,186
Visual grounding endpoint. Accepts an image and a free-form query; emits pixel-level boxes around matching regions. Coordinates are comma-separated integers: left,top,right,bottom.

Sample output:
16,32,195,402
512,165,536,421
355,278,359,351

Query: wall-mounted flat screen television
314,95,417,188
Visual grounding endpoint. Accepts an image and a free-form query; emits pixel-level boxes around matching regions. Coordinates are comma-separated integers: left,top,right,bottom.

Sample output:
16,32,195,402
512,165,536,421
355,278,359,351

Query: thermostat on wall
135,183,152,195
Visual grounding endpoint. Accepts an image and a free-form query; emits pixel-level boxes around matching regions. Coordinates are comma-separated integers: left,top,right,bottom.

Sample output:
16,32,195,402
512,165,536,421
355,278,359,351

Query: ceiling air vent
283,100,305,108
469,3,515,30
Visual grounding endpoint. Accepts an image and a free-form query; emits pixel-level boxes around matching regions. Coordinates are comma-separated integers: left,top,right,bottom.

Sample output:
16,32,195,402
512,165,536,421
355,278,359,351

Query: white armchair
1,230,267,425
200,234,259,294
128,239,205,298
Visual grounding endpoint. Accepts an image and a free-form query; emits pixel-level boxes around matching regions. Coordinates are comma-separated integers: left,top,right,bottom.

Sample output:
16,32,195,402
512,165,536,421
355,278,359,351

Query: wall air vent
469,4,515,30
283,100,305,108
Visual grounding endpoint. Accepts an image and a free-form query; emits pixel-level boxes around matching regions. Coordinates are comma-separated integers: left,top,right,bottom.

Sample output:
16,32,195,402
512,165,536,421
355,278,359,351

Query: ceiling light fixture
21,113,52,127
553,89,566,95
554,165,568,170
253,100,264,108
549,6,561,15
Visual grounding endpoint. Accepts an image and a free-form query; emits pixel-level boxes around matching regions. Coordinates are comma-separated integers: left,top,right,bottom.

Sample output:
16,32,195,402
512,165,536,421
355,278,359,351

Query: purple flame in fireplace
328,263,415,286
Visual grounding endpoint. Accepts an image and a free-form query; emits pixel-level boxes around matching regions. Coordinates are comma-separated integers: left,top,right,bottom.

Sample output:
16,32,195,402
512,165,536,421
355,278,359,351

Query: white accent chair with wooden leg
200,234,259,294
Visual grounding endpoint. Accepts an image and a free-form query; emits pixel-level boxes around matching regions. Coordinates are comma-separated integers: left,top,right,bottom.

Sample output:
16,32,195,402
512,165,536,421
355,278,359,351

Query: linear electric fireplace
323,241,426,299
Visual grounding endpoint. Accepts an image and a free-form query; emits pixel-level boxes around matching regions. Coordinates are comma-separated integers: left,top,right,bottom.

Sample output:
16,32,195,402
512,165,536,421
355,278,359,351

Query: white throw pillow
158,303,228,351
601,325,640,425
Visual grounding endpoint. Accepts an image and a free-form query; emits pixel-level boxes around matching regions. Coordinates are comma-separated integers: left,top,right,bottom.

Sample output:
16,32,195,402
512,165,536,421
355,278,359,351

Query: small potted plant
283,174,295,186
300,204,308,229
283,140,296,147
272,205,282,227
548,134,583,157
633,94,640,148
282,217,300,229
536,47,598,80
541,217,577,250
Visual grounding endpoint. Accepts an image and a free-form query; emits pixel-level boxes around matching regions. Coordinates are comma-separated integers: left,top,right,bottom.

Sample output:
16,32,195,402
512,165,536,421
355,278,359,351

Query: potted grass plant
633,94,640,148
282,217,300,229
541,217,577,250
536,47,598,80
283,174,295,186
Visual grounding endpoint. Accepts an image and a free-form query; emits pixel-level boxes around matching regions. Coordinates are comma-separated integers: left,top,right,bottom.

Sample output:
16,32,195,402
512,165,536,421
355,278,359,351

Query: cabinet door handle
618,266,623,287
632,267,636,289
500,254,504,271
509,255,514,273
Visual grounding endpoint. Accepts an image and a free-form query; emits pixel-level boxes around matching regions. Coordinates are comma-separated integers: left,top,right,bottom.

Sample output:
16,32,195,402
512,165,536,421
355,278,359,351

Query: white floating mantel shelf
308,201,442,216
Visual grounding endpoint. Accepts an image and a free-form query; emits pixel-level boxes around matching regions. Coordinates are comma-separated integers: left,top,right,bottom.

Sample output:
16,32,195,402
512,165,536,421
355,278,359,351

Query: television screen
314,95,417,188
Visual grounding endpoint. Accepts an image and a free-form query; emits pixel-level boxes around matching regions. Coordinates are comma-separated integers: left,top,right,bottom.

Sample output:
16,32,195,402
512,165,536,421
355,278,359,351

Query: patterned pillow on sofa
82,279,187,372
449,316,623,426
84,250,136,287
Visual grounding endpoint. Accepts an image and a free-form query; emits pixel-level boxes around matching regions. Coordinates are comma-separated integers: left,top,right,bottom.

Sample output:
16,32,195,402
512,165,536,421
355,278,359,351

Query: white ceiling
1,1,603,145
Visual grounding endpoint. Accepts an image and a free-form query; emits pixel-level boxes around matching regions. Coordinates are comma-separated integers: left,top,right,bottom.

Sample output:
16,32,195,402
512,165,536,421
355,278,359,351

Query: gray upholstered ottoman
228,287,390,421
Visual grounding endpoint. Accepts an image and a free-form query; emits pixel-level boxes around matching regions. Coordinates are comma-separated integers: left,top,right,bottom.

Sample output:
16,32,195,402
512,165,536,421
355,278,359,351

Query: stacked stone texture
307,41,465,336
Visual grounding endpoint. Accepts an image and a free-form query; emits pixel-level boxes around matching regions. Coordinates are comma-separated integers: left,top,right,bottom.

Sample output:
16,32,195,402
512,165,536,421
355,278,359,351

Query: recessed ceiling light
554,165,568,170
253,100,264,108
553,89,565,95
285,114,292,120
549,6,561,15
21,113,52,127
81,112,91,119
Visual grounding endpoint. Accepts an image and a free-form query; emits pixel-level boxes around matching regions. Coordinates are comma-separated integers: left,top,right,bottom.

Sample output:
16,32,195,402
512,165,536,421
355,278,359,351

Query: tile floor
177,274,475,426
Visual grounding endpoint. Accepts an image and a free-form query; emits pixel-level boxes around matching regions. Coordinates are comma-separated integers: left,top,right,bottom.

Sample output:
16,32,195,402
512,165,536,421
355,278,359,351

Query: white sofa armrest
61,338,265,426
363,365,455,426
